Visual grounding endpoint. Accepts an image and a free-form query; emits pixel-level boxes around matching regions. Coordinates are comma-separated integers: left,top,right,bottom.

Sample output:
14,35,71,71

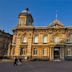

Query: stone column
49,47,53,60
51,47,54,60
47,47,50,59
39,33,43,44
60,47,64,60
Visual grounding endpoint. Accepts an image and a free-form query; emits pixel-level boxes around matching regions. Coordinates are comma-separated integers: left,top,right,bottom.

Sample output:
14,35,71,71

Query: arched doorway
54,47,60,59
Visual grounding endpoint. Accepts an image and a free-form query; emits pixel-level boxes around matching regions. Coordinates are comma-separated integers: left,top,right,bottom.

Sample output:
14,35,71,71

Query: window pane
20,48,25,56
22,36,27,43
43,36,47,43
34,36,38,43
54,37,60,44
42,48,46,56
33,48,37,55
67,48,71,56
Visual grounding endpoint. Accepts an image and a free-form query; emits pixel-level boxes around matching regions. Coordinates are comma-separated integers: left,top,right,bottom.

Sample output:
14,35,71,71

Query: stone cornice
12,26,72,32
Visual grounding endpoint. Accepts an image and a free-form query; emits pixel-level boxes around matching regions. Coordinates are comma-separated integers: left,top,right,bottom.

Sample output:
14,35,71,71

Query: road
0,61,72,72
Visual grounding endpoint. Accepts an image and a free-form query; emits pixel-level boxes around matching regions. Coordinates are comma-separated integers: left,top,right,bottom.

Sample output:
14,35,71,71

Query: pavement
0,61,72,72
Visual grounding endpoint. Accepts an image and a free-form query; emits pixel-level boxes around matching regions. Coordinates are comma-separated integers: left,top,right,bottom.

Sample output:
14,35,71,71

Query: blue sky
0,0,72,34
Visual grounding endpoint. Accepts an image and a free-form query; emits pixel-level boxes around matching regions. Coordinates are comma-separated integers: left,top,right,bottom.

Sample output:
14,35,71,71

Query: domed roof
18,8,31,16
18,8,33,22
21,8,29,13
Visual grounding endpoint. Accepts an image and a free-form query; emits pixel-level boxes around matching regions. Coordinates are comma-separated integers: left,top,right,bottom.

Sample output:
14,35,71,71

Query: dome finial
25,8,29,11
22,8,29,13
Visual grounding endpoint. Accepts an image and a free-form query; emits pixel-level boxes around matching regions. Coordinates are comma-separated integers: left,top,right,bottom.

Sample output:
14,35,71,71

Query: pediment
48,19,64,28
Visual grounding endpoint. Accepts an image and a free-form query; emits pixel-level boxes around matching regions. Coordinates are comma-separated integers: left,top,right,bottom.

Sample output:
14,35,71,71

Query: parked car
30,58,49,61
65,56,72,61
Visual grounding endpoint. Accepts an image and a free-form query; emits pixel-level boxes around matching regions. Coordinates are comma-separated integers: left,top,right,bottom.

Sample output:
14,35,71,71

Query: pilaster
14,37,21,56
27,33,32,58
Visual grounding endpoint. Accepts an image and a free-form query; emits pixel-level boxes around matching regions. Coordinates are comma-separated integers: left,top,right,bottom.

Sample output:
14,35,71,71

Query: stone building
0,30,12,57
8,8,72,60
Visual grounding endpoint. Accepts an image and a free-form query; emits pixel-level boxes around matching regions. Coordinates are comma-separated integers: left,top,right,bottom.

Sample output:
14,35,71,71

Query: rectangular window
33,48,37,55
42,48,47,56
67,48,71,56
20,48,25,56
22,37,27,43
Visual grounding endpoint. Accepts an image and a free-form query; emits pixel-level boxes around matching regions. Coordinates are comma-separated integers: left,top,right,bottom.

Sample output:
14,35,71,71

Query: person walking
13,57,18,66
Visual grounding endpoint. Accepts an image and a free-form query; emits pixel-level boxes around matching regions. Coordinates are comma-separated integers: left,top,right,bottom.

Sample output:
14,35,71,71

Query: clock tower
17,8,33,27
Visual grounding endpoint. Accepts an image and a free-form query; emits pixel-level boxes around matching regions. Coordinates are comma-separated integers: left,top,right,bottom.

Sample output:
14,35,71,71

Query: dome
18,8,31,16
21,8,29,13
18,8,34,23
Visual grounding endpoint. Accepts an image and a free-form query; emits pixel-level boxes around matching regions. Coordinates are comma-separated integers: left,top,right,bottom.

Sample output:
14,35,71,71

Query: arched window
54,37,60,44
22,36,27,43
33,36,38,43
33,48,37,55
19,18,24,25
43,36,47,43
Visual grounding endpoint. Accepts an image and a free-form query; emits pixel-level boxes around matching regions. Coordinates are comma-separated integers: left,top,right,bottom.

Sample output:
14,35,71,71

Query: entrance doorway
54,47,60,59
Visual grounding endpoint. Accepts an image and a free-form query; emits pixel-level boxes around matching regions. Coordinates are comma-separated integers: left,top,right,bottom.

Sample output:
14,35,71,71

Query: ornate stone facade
8,8,72,60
